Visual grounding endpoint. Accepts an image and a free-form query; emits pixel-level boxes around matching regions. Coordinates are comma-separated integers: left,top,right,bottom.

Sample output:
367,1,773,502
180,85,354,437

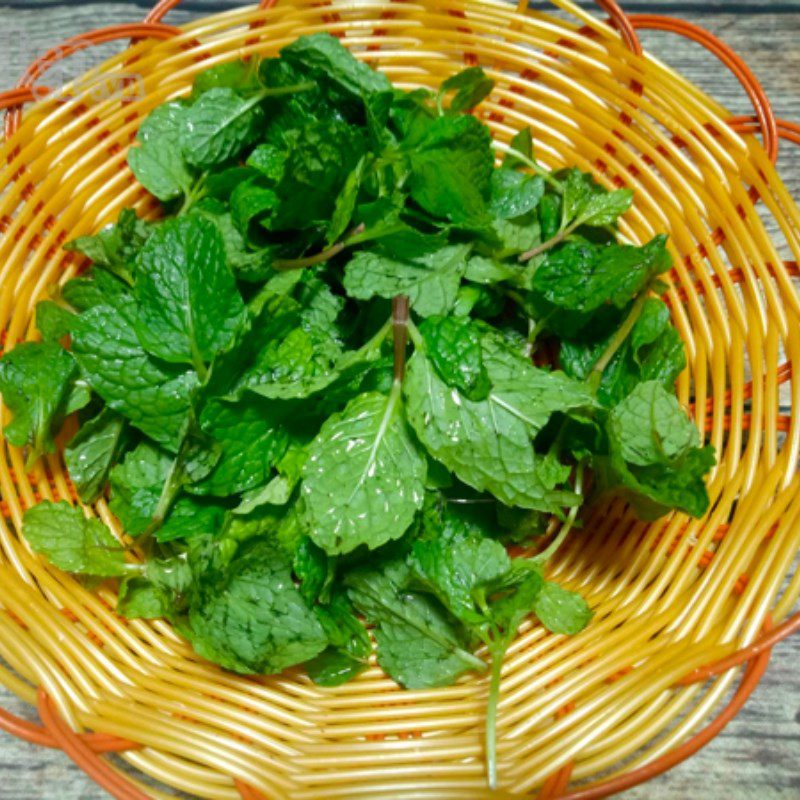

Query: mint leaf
600,380,715,519
71,301,198,451
419,315,490,401
230,177,278,238
65,408,129,503
22,500,127,577
239,321,343,400
405,332,594,511
503,127,534,169
36,301,75,341
65,209,150,286
532,235,671,312
294,537,334,605
281,33,391,100
488,169,544,220
128,102,194,202
343,244,470,317
327,156,365,245
109,442,171,536
188,198,274,282
181,88,264,168
411,498,511,626
302,389,426,555
346,562,485,688
534,581,592,635
561,169,632,227
191,397,289,496
270,119,365,230
405,114,493,225
307,592,371,687
0,342,85,461
155,496,227,543
187,541,327,674
464,255,521,285
134,215,246,369
609,380,700,467
192,59,261,98
439,66,494,112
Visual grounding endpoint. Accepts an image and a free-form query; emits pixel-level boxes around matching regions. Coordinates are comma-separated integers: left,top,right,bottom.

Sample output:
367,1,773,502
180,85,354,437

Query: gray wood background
0,0,798,798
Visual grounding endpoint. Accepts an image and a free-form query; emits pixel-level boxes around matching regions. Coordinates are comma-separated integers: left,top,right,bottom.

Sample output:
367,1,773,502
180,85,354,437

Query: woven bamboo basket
0,0,798,797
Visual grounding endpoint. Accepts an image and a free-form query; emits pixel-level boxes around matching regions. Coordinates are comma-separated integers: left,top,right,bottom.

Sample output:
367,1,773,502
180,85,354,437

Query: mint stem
503,146,563,194
272,223,366,271
518,217,580,263
392,295,410,382
534,463,584,564
591,289,649,379
261,80,315,98
485,642,505,790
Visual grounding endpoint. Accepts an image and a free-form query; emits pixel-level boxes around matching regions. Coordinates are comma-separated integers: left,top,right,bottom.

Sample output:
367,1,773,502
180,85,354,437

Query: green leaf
0,342,84,460
117,555,192,620
230,178,278,239
109,442,171,536
155,496,227,543
66,209,150,272
294,537,334,605
559,299,686,408
134,215,246,368
533,581,592,635
269,119,366,230
405,114,493,225
346,562,486,689
609,380,700,467
128,102,195,202
247,143,287,182
439,66,494,112
22,500,127,577
65,408,129,504
117,577,172,619
404,331,594,511
302,389,426,555
489,169,544,220
235,473,295,515
306,648,367,687
600,380,715,519
281,32,391,100
532,235,672,312
192,59,261,98
418,315,490,401
191,397,289,496
181,88,265,169
464,255,521,286
239,320,343,400
503,127,534,169
188,198,274,282
343,244,470,317
306,591,371,687
561,170,632,227
411,498,511,626
36,301,75,341
71,301,198,451
327,156,365,245
60,277,107,312
187,541,327,674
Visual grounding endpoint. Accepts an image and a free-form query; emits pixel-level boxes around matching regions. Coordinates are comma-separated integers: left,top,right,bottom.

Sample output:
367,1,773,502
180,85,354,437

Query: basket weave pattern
0,1,799,798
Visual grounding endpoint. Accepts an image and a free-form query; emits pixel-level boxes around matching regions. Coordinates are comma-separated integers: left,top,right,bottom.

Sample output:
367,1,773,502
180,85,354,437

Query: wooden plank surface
0,1,798,798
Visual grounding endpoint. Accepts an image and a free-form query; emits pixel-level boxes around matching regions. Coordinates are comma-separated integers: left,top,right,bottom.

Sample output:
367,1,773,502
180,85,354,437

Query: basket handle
145,0,277,23
0,23,179,138
625,14,779,164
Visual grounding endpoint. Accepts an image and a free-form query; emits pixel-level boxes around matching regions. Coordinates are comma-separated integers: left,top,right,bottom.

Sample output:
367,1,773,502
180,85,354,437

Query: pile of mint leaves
0,34,715,786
